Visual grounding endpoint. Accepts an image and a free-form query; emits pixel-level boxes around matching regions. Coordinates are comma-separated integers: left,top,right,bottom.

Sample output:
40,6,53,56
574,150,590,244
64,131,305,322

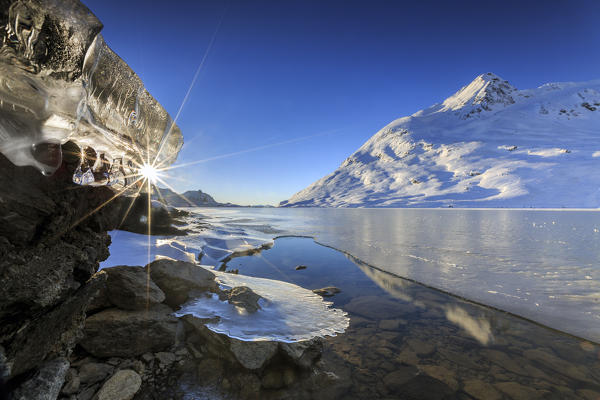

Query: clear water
222,236,600,399
170,208,600,343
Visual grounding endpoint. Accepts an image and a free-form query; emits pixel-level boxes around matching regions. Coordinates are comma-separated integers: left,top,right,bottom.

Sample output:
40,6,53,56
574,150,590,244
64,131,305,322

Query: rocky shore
55,259,341,400
0,149,345,400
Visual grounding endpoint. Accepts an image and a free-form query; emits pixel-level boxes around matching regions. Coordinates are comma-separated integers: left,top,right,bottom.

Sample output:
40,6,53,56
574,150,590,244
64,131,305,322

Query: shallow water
224,236,600,399
166,207,600,343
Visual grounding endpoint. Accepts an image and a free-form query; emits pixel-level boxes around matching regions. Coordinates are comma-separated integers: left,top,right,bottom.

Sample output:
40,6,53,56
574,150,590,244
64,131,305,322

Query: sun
139,163,159,184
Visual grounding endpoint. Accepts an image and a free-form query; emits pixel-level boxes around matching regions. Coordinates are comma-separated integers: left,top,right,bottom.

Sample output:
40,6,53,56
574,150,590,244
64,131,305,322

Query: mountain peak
441,72,517,115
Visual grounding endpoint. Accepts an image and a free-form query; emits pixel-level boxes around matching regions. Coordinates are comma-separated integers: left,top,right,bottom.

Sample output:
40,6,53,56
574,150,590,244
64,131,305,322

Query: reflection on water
189,208,600,343
225,237,600,399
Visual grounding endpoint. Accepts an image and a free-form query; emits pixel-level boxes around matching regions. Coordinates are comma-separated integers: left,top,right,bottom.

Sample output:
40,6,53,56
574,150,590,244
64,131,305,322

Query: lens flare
140,163,158,184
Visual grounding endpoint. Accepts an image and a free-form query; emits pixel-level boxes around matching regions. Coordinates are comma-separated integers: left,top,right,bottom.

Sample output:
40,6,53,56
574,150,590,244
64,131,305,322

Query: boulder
11,357,69,400
104,265,165,310
221,286,263,313
78,362,113,385
7,272,106,377
80,304,177,357
312,287,341,297
146,258,216,307
279,338,324,369
229,340,279,370
181,314,324,372
95,369,142,400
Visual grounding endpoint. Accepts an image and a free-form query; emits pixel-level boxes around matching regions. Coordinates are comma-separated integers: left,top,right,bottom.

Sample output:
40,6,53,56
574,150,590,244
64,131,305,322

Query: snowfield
281,73,600,208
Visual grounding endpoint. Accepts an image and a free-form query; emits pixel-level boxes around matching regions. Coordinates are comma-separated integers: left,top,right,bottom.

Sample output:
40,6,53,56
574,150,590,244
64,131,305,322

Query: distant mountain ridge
152,187,223,207
281,73,600,208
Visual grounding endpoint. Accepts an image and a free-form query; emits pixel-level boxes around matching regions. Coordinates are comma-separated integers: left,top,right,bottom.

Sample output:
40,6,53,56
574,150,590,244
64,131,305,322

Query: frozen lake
104,208,600,343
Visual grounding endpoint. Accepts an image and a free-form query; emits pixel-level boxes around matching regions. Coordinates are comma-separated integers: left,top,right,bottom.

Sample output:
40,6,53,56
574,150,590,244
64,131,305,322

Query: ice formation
176,270,349,342
281,73,600,208
0,0,183,179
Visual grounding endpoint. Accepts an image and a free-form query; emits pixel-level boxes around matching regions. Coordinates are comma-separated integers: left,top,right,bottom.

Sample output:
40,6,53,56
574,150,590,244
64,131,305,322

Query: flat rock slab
104,265,165,310
146,258,216,307
81,304,177,357
11,357,69,400
96,369,141,400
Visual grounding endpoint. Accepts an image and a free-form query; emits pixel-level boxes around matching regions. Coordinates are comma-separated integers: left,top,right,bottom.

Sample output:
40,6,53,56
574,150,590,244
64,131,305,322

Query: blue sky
83,0,600,205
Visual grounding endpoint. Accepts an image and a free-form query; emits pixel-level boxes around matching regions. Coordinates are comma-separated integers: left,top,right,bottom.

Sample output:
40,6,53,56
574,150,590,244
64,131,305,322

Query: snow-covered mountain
281,73,600,208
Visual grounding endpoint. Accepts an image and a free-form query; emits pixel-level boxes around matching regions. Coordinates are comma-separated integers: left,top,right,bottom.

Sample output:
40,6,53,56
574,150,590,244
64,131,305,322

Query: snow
281,73,600,208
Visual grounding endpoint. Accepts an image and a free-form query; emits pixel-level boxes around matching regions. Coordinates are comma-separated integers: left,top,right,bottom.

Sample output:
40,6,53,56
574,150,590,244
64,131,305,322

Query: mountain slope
281,73,600,208
152,187,219,207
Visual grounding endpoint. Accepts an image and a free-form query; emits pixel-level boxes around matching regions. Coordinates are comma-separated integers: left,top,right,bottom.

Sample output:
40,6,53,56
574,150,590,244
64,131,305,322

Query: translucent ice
176,270,349,342
0,0,183,177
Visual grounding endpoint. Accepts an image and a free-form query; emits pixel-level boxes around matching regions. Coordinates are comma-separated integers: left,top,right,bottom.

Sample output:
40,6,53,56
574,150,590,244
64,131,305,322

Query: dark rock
279,338,324,369
221,286,263,313
312,287,341,297
383,365,419,392
261,366,296,389
104,265,165,310
395,374,455,400
80,304,177,357
11,357,69,400
78,362,113,385
95,369,141,400
61,368,80,395
146,258,216,307
6,272,106,378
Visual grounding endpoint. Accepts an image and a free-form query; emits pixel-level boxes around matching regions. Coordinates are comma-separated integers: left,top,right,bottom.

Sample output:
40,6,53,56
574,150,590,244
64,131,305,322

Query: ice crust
0,0,183,176
176,271,349,342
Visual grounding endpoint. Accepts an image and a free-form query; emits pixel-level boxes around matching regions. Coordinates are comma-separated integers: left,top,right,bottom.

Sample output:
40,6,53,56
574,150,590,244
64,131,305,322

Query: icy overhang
0,0,183,176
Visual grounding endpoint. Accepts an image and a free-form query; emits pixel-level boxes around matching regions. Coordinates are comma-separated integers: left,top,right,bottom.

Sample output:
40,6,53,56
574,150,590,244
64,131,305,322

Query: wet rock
382,364,419,392
378,319,405,330
78,362,113,385
463,379,503,400
104,265,165,310
495,381,550,399
312,287,341,297
261,366,296,389
395,349,419,365
7,272,106,377
95,369,142,400
80,304,177,357
577,389,600,400
221,286,263,313
145,258,216,307
396,374,455,400
229,340,278,370
141,353,154,363
119,359,145,375
419,365,458,391
11,357,69,400
280,338,324,369
61,368,80,395
523,348,592,382
407,339,436,356
344,296,411,319
155,351,176,367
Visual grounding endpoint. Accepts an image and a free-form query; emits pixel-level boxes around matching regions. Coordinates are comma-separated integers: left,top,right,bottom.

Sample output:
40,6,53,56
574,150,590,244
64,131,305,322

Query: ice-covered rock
176,270,349,342
0,0,183,179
